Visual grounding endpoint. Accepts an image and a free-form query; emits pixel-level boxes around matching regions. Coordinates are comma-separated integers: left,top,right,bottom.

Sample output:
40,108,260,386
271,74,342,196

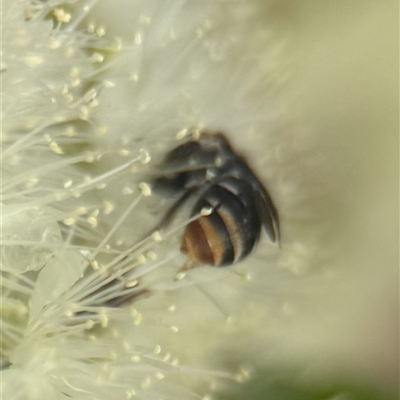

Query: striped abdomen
181,177,262,266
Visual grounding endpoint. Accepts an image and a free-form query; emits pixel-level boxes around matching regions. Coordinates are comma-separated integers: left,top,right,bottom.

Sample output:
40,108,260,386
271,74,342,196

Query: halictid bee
149,130,280,267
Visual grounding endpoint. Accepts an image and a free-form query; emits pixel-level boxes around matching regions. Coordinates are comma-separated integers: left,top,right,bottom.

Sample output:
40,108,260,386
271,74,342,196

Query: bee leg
174,259,199,280
104,288,151,308
194,284,229,317
151,173,188,198
140,188,195,242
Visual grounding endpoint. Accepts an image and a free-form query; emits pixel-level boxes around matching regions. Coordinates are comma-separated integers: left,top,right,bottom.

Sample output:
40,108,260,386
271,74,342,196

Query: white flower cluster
3,1,396,400
1,1,285,399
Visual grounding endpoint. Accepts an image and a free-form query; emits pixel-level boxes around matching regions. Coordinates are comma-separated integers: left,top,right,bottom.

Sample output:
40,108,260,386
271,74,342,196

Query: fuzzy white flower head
2,1,397,400
2,0,286,399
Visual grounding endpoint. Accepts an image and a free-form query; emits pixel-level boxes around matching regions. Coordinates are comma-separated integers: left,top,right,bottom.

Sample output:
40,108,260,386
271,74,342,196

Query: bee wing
254,183,280,244
228,160,280,244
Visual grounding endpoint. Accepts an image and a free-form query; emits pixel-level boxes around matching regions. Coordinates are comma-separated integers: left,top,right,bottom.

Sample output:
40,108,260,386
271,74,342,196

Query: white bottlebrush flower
1,1,397,400
2,1,283,398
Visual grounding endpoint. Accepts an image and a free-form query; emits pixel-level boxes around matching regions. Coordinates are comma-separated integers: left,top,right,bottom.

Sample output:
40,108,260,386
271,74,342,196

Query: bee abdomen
181,181,261,266
181,205,234,266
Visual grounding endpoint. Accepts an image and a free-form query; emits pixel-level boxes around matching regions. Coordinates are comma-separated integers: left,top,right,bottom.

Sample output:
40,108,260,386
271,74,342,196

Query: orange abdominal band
181,216,225,266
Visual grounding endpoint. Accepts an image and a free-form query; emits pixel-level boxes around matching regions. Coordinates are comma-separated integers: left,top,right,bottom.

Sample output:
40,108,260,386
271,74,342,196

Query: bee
149,130,280,267
79,130,279,309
